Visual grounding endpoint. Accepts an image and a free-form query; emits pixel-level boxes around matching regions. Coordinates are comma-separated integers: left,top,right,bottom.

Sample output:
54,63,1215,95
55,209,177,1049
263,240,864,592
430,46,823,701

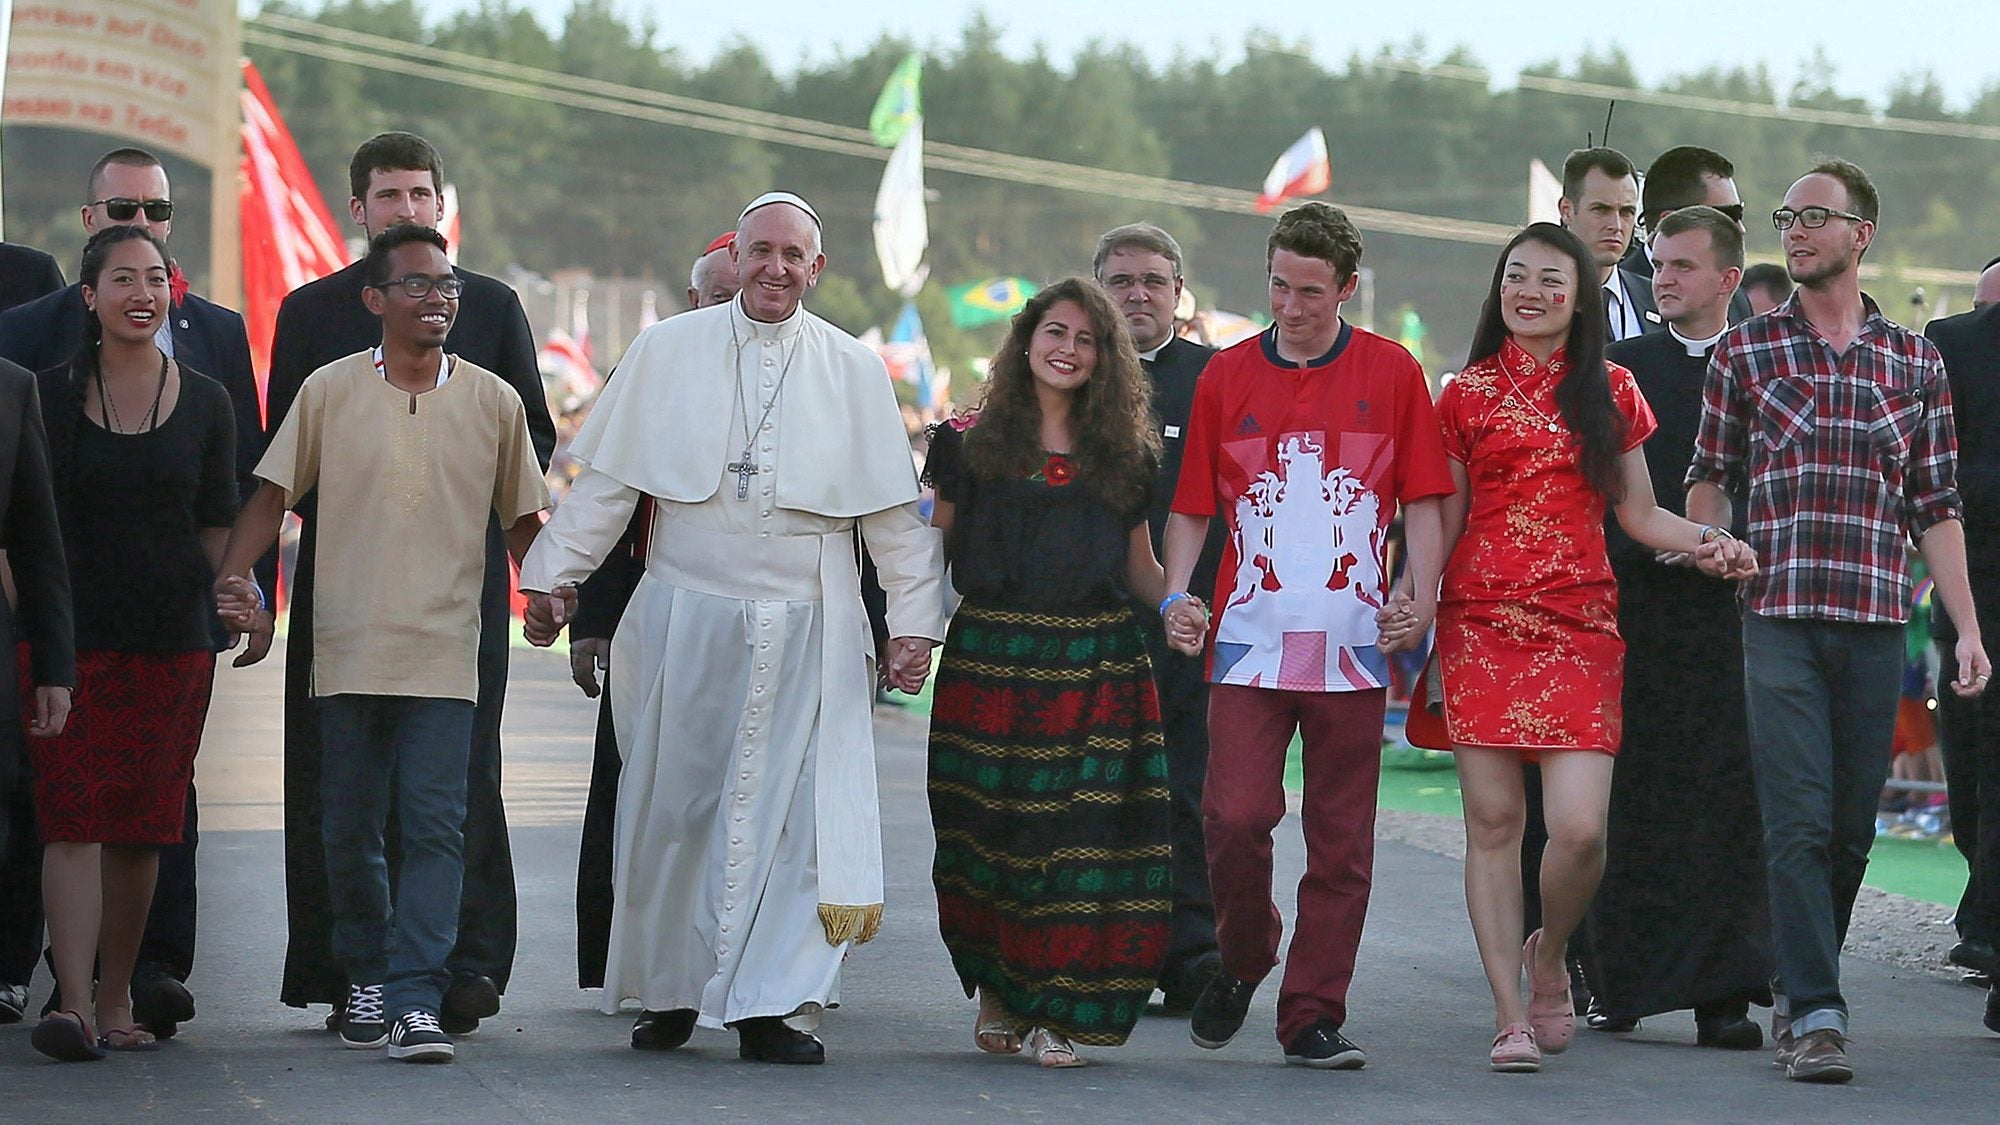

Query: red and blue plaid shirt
1688,293,1962,624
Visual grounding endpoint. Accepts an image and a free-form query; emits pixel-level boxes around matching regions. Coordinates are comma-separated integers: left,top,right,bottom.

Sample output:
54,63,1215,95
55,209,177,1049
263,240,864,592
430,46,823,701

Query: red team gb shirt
1172,323,1456,693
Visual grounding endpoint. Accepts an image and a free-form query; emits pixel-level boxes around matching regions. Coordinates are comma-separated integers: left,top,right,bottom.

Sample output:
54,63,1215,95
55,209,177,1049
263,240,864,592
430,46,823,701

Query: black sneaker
1158,952,1223,1016
1585,999,1639,1033
1284,1020,1367,1069
1950,938,2000,978
131,967,195,1040
441,973,500,1035
1189,971,1258,1049
340,983,389,1049
387,1010,456,1063
1985,986,2000,1036
0,983,27,1025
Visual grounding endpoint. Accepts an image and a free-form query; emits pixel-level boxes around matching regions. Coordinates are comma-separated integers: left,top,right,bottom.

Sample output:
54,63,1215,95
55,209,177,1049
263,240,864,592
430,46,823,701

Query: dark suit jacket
0,358,75,790
0,243,64,315
1615,265,1664,337
266,261,554,468
1145,336,1226,602
1927,303,2000,638
0,283,263,499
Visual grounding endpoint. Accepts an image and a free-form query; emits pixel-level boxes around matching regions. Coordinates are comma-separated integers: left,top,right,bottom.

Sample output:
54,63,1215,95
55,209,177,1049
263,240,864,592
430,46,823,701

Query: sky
457,0,2000,110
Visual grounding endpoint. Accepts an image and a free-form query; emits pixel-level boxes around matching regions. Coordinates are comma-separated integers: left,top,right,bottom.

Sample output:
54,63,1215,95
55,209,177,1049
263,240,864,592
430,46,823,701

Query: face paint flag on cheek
1552,292,1566,304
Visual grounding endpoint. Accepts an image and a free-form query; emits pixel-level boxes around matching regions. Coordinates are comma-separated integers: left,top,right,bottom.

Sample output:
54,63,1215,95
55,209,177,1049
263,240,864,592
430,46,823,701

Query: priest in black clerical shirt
1094,223,1227,1011
1591,206,1773,1047
264,133,554,1034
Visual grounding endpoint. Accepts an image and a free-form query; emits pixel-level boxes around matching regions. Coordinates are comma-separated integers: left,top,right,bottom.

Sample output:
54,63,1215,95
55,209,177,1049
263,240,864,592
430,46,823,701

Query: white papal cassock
519,297,944,1026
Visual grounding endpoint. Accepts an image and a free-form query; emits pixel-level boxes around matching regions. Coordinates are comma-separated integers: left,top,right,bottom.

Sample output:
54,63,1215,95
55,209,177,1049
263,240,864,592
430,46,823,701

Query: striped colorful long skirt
927,601,1172,1046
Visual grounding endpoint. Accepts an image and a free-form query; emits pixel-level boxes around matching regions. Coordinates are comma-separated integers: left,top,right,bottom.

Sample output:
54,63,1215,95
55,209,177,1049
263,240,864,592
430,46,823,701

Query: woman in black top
924,277,1203,1067
27,227,238,1061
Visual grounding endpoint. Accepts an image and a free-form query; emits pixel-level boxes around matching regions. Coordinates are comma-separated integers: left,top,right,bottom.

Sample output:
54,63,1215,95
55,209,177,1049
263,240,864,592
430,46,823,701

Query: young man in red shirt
1162,202,1453,1067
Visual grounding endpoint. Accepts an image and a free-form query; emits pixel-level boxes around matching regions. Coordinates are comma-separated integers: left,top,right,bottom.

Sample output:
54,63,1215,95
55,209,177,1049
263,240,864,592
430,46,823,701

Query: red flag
1255,127,1332,214
239,59,349,422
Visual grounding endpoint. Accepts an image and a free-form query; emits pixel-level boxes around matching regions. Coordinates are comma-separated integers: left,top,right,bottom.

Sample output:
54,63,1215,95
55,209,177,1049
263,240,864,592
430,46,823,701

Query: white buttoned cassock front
520,297,944,1027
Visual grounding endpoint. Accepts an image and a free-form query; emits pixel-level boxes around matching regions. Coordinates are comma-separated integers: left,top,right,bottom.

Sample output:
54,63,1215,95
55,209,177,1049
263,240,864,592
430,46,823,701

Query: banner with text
4,0,237,166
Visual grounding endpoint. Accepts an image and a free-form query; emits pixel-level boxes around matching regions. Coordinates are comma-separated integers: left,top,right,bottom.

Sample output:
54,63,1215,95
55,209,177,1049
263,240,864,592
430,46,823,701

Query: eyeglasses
90,197,174,223
371,274,463,299
1772,206,1865,231
1713,203,1746,225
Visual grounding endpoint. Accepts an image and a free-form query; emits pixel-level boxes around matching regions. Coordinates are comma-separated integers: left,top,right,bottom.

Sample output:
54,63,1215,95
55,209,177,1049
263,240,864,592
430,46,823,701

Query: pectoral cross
727,456,760,500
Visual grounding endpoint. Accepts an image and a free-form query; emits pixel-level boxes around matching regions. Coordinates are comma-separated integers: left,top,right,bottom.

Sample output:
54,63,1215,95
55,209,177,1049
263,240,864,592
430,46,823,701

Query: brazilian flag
870,53,923,147
947,277,1038,329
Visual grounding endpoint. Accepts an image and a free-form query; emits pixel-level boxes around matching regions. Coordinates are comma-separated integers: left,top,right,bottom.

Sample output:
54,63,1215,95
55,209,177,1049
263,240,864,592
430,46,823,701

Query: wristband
1698,524,1733,545
1159,592,1192,617
252,580,268,611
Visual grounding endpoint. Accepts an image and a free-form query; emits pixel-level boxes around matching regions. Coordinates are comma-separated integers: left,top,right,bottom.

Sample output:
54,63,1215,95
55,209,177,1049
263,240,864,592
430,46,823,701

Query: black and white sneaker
1284,1019,1367,1069
387,1010,456,1063
340,983,389,1049
0,983,28,1025
1189,972,1259,1049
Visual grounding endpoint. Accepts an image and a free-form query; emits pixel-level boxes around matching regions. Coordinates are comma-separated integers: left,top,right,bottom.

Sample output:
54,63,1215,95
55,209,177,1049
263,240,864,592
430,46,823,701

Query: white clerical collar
1137,339,1168,362
731,296,807,340
1669,324,1727,356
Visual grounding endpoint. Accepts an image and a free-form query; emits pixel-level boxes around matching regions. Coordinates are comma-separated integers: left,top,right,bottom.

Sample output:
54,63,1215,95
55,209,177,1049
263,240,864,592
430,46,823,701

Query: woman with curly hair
1396,223,1757,1072
924,276,1203,1067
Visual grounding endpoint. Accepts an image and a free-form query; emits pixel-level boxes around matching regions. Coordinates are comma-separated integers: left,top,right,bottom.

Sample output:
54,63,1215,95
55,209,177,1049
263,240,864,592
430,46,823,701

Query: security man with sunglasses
1622,145,1757,326
0,146,261,1041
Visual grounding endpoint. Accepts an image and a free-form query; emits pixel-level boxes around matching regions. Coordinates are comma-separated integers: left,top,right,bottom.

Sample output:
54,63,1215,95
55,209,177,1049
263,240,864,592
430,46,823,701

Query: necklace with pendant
1501,365,1562,433
726,307,805,500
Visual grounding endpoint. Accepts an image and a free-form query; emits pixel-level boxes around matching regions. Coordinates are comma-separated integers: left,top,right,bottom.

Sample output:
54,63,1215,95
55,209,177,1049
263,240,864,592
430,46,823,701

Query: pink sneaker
1490,1022,1541,1072
1523,929,1575,1054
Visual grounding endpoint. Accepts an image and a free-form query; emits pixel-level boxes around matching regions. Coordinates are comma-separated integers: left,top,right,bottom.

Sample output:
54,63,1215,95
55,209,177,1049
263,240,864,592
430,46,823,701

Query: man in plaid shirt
1687,158,1991,1084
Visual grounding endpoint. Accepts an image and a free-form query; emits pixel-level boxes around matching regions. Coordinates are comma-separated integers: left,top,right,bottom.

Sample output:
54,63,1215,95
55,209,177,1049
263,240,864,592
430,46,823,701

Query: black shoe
340,984,389,1049
1189,972,1258,1049
1283,1019,1367,1069
1950,938,2000,978
734,1017,824,1064
1585,1000,1639,1033
1567,957,1592,1016
387,1010,456,1063
441,973,501,1035
1695,1007,1763,1050
632,1008,698,1051
0,983,27,1025
1158,952,1222,1016
131,968,195,1040
1985,986,2000,1036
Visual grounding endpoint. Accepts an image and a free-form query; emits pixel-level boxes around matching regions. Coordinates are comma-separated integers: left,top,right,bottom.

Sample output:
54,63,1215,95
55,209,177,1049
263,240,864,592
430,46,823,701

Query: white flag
1528,159,1563,224
873,118,929,298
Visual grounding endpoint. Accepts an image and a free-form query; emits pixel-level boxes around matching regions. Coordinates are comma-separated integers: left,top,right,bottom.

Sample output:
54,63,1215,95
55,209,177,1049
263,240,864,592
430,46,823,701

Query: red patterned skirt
19,645,216,844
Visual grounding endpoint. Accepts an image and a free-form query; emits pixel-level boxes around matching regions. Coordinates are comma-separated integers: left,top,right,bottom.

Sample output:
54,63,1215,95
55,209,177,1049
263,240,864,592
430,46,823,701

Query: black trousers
576,687,620,989
1142,619,1218,981
1940,643,2000,946
0,775,198,988
1521,763,1600,991
279,520,518,1008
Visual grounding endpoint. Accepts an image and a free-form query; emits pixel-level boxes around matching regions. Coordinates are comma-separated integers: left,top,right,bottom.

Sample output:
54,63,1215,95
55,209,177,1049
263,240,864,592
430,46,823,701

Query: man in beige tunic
520,193,944,1065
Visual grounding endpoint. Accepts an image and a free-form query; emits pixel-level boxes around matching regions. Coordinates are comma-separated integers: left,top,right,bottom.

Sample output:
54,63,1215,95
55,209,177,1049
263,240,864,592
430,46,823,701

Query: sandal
1523,929,1575,1055
1024,1027,1086,1068
100,1024,162,1052
974,1019,1022,1055
1490,1022,1541,1072
32,1010,107,1062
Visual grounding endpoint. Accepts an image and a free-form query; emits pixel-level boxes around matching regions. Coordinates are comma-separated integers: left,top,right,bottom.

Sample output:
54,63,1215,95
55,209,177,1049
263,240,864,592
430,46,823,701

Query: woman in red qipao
1387,224,1757,1073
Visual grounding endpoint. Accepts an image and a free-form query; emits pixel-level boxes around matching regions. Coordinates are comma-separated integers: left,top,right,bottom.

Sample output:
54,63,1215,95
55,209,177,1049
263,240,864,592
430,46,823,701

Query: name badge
1164,424,1181,438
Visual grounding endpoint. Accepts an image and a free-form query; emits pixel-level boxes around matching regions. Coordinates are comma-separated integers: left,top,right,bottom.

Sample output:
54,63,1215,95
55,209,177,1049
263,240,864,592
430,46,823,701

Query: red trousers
1204,684,1385,1043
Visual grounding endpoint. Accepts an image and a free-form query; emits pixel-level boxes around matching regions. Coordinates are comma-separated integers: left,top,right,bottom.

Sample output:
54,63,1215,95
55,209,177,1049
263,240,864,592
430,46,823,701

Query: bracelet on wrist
1159,592,1192,617
1698,524,1733,545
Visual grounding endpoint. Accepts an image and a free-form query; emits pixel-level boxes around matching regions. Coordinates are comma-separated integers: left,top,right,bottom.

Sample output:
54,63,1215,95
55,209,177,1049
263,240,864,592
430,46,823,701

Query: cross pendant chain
728,454,760,500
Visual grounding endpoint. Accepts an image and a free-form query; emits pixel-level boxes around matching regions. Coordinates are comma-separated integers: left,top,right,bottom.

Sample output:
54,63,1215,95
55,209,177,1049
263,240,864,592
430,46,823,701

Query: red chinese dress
1421,339,1656,757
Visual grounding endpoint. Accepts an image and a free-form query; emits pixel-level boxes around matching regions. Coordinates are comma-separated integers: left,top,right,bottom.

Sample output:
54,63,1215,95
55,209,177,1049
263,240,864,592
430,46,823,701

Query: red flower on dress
1042,453,1076,486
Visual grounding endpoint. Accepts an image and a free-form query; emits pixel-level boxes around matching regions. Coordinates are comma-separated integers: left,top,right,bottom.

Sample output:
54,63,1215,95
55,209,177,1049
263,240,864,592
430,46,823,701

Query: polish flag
1256,127,1331,213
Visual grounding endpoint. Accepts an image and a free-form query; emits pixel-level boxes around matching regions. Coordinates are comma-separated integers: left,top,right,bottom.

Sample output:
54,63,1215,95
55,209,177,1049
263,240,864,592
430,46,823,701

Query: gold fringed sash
819,903,884,946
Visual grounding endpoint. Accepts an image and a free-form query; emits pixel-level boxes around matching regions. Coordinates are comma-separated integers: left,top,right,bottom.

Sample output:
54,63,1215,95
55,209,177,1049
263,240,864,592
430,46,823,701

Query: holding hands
1161,594,1207,656
524,585,578,647
1375,589,1435,654
1692,535,1759,581
883,636,935,693
213,574,276,667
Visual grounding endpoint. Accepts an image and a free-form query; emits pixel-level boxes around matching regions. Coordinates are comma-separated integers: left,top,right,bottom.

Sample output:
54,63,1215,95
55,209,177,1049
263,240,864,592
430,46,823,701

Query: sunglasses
371,274,463,299
91,197,174,223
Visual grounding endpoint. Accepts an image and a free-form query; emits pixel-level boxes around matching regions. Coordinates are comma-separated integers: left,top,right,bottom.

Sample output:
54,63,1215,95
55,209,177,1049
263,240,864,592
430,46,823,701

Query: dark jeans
1741,613,1902,1037
1938,642,2000,945
320,694,475,1019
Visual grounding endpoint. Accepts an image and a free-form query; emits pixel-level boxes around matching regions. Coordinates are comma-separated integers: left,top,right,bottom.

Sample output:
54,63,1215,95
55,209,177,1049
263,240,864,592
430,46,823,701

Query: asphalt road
3,640,1994,1122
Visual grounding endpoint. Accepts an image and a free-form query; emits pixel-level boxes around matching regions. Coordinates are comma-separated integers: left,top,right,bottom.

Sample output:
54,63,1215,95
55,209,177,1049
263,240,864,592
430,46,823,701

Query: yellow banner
4,0,237,167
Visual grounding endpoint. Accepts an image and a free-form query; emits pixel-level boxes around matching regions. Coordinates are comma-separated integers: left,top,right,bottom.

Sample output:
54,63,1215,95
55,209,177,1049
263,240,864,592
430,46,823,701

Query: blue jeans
319,694,475,1019
1741,613,1902,1037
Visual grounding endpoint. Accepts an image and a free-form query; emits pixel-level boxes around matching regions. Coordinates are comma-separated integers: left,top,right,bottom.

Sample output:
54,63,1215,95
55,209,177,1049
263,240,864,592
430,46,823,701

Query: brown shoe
1786,1028,1854,1084
1770,1010,1793,1069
